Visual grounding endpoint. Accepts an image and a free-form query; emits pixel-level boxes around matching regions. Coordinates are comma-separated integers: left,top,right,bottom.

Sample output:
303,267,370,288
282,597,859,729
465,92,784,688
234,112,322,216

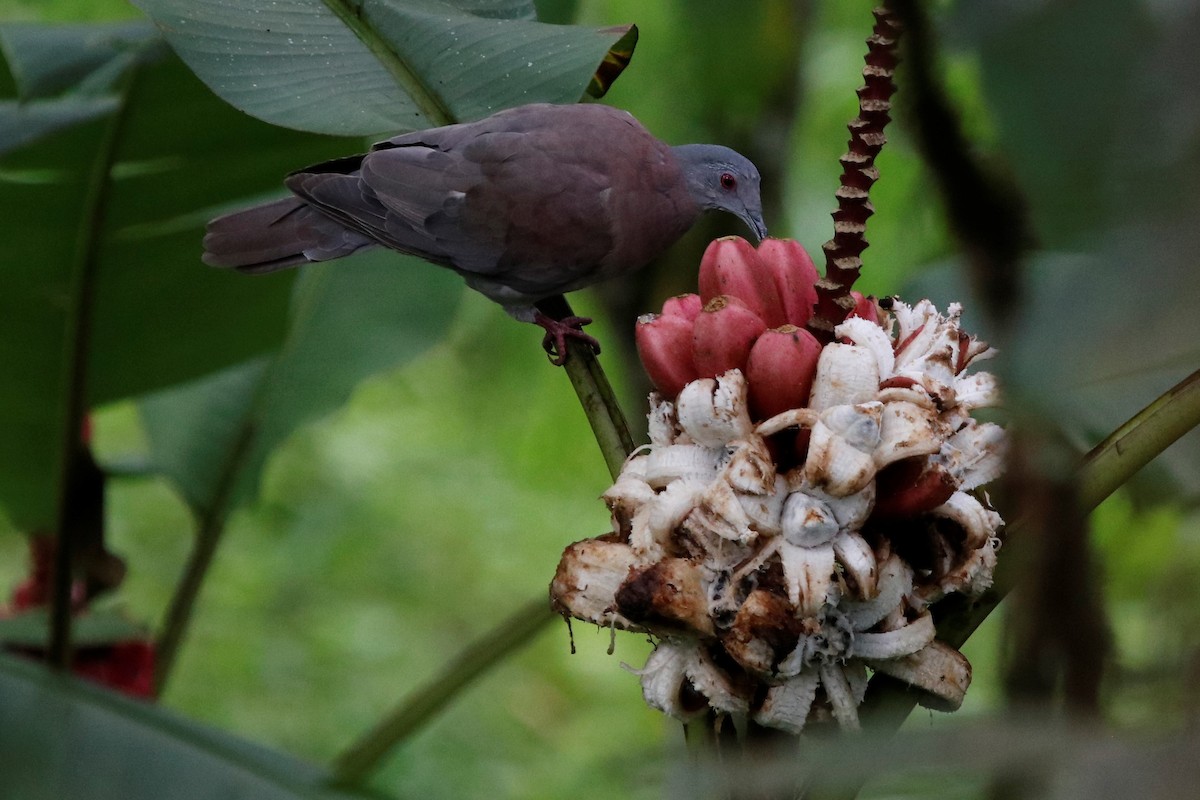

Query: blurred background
1,1,1198,798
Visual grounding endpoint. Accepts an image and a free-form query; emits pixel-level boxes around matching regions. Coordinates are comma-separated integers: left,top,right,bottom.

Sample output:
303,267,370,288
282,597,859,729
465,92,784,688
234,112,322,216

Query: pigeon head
672,144,768,242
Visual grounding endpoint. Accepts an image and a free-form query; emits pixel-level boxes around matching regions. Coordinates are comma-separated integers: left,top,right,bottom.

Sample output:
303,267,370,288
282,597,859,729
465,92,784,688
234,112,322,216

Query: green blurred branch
331,596,557,785
889,0,1032,322
560,338,636,481
49,69,137,668
329,294,635,784
153,416,257,692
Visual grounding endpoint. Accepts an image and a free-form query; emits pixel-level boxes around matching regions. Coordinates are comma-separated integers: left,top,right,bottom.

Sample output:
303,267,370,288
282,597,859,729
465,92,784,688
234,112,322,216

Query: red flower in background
71,641,156,699
2,536,156,700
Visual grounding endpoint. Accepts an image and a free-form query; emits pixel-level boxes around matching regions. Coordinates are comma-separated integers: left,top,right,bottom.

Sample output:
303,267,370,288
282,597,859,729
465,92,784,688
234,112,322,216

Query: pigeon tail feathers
202,196,373,273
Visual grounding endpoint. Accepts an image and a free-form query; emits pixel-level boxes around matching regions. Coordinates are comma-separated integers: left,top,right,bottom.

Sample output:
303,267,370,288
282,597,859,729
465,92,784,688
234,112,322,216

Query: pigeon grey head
671,144,768,242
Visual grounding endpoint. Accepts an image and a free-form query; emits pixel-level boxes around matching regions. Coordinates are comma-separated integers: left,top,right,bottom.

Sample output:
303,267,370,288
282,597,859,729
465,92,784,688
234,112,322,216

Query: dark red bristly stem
808,6,902,343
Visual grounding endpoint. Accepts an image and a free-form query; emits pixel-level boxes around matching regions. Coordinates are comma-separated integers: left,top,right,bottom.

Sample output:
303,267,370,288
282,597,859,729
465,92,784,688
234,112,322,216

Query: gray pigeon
203,102,766,363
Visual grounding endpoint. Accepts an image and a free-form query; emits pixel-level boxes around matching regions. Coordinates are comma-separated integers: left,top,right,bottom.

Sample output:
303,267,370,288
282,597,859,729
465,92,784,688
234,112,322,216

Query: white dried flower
633,640,749,719
804,402,883,496
646,395,682,446
809,343,880,409
676,370,753,447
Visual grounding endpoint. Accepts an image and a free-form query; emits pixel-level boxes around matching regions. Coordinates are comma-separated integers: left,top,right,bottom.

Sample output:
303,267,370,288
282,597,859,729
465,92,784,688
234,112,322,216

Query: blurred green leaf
0,652,381,800
0,95,116,154
0,22,149,154
141,252,461,686
0,21,363,530
139,252,462,518
951,0,1157,248
0,21,156,99
131,0,636,135
934,2,1200,498
532,0,580,25
0,607,145,647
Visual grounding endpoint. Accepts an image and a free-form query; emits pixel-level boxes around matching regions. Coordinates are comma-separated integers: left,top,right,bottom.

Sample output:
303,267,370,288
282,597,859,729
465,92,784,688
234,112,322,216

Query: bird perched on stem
203,102,766,364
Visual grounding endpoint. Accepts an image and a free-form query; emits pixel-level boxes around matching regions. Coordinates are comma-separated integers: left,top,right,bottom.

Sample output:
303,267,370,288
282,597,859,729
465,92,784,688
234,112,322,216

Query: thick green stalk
560,337,636,481
153,417,258,691
1078,368,1200,512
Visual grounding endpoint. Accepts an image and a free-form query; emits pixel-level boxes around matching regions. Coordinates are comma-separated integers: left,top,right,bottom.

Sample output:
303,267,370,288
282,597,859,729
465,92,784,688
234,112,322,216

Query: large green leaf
0,653,378,800
139,251,462,518
0,22,361,530
131,0,636,136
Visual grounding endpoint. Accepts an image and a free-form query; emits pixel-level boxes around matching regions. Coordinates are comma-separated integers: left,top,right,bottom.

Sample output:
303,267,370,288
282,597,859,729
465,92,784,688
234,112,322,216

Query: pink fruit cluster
636,236,877,420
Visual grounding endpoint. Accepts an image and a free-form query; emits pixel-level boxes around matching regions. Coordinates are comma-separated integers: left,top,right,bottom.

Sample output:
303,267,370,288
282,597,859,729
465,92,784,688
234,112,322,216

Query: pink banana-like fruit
847,290,883,325
745,325,823,420
692,295,768,378
698,236,787,328
872,457,957,517
636,312,700,397
661,293,703,321
757,237,819,328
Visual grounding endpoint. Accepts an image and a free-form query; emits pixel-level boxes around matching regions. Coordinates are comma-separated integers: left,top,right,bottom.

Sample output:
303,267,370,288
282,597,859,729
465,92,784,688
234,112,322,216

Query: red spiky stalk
808,6,902,342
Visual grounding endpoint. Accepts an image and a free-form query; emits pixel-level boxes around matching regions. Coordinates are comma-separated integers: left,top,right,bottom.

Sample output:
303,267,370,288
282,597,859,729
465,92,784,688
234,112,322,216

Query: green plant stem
48,70,136,668
561,337,636,480
543,294,636,480
1077,368,1200,512
331,596,556,784
154,418,257,692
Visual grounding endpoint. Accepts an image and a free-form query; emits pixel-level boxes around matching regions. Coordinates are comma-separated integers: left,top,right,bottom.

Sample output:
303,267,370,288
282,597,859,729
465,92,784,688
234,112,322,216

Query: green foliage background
1,1,1198,799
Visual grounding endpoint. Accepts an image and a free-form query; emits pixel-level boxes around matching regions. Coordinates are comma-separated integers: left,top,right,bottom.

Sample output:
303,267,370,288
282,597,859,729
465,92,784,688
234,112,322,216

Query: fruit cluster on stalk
552,236,1005,732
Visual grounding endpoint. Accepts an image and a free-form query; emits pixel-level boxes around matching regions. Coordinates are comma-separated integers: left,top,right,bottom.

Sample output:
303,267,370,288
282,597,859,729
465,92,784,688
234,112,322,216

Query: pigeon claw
534,312,601,366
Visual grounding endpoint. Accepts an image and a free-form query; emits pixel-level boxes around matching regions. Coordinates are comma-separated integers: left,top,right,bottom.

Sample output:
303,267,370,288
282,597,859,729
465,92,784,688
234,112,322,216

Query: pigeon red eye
719,172,737,190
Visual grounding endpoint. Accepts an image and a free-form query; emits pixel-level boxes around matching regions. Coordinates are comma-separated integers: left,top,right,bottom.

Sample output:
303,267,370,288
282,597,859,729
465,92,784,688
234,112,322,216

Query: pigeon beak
744,211,768,243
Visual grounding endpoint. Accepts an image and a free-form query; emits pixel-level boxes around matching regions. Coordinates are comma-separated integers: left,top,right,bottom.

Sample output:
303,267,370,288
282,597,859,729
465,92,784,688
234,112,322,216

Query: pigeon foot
533,311,601,366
